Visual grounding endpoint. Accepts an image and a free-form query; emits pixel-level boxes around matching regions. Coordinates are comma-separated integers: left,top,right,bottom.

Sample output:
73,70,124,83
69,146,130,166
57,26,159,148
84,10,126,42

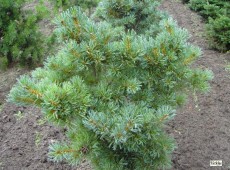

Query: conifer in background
0,0,44,67
49,0,99,15
186,0,230,52
206,15,230,52
95,0,166,35
8,6,213,169
189,0,229,19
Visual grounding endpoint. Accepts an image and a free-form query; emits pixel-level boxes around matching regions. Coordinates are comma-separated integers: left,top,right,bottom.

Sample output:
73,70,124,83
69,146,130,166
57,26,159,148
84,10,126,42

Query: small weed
0,161,3,170
226,65,230,72
37,117,47,126
227,163,230,170
14,111,24,120
35,131,42,147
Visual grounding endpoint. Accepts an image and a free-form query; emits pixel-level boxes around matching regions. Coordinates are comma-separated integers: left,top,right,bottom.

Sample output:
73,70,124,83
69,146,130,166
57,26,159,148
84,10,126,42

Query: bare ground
160,0,230,170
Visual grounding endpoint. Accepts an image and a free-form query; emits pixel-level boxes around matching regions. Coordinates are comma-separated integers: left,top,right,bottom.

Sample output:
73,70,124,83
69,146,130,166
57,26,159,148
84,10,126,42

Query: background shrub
187,0,230,52
95,0,166,35
189,0,229,19
49,0,99,14
0,0,45,67
0,57,8,70
206,15,230,52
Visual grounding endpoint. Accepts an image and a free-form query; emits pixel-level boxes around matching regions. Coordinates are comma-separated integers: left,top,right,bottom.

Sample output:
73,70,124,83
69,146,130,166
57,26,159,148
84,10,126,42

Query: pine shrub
189,0,229,19
49,0,99,14
206,15,230,52
188,0,230,52
8,7,213,170
0,0,44,67
95,0,165,35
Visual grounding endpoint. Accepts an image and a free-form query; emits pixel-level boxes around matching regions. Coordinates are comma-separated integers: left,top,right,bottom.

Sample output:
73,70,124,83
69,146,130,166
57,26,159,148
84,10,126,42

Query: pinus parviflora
8,7,213,170
95,0,166,36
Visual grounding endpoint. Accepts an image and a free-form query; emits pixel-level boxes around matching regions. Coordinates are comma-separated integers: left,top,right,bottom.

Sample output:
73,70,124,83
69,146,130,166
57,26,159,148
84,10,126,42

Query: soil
0,0,230,170
160,0,230,170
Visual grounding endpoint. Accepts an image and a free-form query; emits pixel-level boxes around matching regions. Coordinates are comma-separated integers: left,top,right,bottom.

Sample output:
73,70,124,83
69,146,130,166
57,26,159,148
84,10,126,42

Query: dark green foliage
0,0,44,66
187,0,230,52
95,0,166,35
0,57,8,70
35,0,50,20
50,0,70,9
189,0,229,19
8,7,213,170
182,0,189,3
189,0,229,11
49,0,99,13
206,15,230,51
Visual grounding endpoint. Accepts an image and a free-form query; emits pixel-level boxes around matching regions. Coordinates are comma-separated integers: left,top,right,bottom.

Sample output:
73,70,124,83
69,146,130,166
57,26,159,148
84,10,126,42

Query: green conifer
50,0,99,14
8,6,212,170
0,0,44,66
188,0,230,52
95,0,166,35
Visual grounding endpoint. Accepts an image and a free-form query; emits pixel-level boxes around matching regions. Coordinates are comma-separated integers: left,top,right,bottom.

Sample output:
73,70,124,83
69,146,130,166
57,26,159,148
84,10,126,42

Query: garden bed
0,0,230,169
